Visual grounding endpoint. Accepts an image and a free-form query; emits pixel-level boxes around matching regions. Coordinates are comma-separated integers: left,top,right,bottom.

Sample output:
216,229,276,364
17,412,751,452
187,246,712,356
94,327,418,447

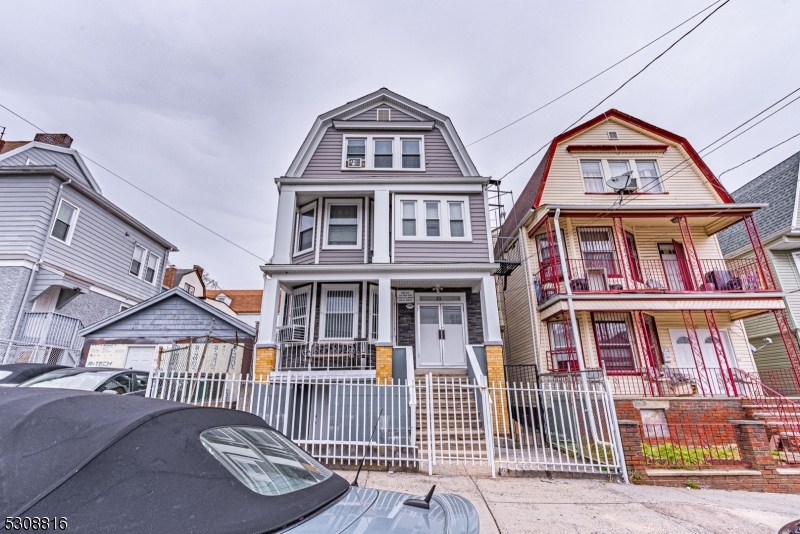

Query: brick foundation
254,347,276,380
616,398,800,493
376,346,392,384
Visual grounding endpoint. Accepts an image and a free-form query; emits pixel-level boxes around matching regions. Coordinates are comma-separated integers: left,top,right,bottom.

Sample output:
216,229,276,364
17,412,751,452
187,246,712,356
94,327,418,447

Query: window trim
184,283,196,296
578,158,665,194
293,202,317,256
49,199,80,245
143,252,161,285
394,195,472,242
373,138,394,169
341,134,425,171
129,244,147,278
319,283,360,341
590,312,638,374
323,198,363,250
369,285,379,342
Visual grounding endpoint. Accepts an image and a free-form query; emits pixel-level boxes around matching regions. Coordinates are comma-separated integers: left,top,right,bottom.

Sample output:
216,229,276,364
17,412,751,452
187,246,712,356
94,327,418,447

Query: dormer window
342,135,424,171
374,139,393,168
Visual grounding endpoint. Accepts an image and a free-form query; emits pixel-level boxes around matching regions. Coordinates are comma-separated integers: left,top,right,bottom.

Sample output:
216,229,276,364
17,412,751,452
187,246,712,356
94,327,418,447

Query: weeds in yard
641,442,740,468
686,480,700,489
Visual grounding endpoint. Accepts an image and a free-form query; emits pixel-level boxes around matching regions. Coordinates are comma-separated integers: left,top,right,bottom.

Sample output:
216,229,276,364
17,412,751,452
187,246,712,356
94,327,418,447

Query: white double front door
416,294,467,368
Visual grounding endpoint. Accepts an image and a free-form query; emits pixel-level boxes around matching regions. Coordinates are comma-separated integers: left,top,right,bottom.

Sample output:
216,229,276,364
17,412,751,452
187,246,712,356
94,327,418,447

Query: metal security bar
276,341,376,371
145,372,257,410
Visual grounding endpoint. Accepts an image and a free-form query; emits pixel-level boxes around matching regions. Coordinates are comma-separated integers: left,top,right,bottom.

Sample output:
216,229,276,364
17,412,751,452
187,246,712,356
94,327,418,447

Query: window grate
324,289,355,339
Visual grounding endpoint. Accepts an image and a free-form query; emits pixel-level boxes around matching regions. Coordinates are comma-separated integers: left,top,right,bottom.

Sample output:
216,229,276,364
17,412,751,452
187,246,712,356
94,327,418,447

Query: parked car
17,367,149,394
0,363,67,387
780,519,800,534
0,389,479,533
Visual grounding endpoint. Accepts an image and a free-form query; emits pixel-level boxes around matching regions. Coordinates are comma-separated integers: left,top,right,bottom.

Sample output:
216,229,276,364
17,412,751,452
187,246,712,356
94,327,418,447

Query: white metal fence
0,339,81,366
145,369,625,478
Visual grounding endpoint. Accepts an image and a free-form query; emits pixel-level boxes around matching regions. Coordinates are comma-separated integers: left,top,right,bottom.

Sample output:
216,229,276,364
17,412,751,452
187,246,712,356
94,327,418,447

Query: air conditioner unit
607,131,619,140
346,158,365,168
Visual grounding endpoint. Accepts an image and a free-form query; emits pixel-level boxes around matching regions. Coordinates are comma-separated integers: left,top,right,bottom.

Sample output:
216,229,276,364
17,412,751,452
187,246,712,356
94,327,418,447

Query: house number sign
397,290,414,304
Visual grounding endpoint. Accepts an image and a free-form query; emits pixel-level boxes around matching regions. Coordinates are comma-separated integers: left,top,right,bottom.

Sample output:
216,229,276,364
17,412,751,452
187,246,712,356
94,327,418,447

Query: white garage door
124,346,156,372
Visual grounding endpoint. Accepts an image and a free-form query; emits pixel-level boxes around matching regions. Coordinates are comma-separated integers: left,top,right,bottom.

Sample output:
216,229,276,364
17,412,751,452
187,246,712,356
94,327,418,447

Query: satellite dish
606,170,635,192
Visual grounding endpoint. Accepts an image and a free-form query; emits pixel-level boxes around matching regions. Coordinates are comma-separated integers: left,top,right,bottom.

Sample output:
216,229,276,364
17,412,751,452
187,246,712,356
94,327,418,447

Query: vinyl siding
42,187,169,301
499,234,536,365
393,195,489,263
302,126,463,177
0,176,56,259
539,120,722,207
81,293,253,340
350,105,419,121
1,147,93,188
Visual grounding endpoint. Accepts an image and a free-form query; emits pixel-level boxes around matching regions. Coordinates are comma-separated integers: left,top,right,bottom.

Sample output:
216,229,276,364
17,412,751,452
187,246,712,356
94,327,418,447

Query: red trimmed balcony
534,257,771,304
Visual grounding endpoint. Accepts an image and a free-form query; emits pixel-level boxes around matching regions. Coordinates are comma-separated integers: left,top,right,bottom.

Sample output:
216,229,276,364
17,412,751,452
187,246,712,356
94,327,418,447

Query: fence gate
146,370,625,479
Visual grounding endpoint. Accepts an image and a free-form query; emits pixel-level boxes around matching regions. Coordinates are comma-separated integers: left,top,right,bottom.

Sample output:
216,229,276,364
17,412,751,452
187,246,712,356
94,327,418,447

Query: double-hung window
295,205,316,254
592,313,637,373
324,200,361,248
320,285,359,340
374,139,393,168
425,201,440,237
394,196,471,240
636,160,662,193
130,245,146,277
608,160,633,188
577,227,619,276
402,140,421,169
346,139,366,168
50,199,79,244
535,230,567,280
401,201,416,237
580,161,604,193
144,253,159,283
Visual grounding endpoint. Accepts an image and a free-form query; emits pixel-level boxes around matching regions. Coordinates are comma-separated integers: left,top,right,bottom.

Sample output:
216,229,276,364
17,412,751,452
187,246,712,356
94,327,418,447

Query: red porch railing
533,257,770,304
606,367,742,397
640,423,742,469
546,348,580,372
759,368,800,397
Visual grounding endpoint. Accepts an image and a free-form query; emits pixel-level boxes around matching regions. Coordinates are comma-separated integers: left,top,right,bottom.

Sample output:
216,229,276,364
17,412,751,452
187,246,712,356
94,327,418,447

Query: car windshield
200,426,332,496
0,371,12,380
20,370,111,390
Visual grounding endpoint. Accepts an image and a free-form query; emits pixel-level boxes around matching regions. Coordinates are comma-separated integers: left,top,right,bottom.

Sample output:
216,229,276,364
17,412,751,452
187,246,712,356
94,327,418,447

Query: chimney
34,133,73,148
163,266,177,288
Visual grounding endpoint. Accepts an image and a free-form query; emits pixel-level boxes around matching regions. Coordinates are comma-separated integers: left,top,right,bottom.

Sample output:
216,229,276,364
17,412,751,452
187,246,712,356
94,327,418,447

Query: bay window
342,135,424,171
324,200,361,248
394,196,471,241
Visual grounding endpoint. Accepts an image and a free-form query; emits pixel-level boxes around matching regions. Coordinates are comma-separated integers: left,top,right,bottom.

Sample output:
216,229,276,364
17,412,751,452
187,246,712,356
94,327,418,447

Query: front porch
256,269,504,382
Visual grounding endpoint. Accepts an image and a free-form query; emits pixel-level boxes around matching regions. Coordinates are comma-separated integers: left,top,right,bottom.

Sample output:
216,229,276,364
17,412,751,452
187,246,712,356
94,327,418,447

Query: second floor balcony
15,312,83,349
534,256,771,304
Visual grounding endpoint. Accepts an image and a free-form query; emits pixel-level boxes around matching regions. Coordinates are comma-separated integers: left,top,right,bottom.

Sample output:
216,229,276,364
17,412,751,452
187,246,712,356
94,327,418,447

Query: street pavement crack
468,474,503,533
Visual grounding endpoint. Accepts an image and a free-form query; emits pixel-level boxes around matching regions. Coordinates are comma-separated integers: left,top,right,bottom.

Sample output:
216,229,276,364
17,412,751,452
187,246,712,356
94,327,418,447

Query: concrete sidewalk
337,468,800,533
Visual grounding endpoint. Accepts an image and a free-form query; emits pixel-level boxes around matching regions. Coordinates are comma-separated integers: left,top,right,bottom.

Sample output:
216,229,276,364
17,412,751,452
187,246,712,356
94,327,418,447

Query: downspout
8,178,73,345
553,209,584,370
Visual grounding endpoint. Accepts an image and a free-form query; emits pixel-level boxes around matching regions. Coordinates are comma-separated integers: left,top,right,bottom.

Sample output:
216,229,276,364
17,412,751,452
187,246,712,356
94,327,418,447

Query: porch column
373,190,390,263
254,276,280,379
272,189,296,265
375,278,393,383
480,275,505,385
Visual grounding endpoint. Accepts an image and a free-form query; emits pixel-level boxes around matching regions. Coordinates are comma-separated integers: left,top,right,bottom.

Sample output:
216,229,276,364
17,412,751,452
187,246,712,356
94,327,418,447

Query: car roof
0,389,348,532
0,363,67,371
37,367,131,377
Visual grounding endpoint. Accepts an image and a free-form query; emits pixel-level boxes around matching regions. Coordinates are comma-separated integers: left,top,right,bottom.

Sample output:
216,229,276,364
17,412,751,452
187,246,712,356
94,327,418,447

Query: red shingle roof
206,290,263,314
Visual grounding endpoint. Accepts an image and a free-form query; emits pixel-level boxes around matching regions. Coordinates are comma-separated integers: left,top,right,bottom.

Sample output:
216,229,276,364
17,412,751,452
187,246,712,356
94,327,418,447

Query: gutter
7,178,73,347
553,208,585,371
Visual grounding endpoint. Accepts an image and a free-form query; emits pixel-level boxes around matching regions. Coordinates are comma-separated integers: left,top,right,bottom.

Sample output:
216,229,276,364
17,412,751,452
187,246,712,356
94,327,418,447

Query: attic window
377,109,391,122
607,131,619,140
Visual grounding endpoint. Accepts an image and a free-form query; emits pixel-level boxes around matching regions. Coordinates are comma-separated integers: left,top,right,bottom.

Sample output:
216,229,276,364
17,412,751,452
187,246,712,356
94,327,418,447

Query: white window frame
341,134,425,171
377,108,391,122
49,199,80,245
129,244,147,278
319,283,360,341
143,252,161,285
323,198,363,250
369,285,379,342
184,283,196,295
293,202,317,256
393,195,472,241
287,286,312,341
578,158,666,194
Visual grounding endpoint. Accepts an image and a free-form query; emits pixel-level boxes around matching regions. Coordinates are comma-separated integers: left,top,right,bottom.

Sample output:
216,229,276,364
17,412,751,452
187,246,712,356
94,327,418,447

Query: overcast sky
1,1,798,288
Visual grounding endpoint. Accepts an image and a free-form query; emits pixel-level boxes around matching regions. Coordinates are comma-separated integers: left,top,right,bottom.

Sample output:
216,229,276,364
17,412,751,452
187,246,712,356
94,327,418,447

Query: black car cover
0,388,349,533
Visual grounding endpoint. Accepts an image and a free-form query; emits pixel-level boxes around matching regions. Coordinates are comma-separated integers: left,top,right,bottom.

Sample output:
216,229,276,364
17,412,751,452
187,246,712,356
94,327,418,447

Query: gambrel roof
285,88,480,177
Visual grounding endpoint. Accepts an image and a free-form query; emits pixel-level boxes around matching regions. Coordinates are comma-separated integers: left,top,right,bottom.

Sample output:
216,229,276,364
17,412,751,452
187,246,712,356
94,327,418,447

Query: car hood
283,486,479,534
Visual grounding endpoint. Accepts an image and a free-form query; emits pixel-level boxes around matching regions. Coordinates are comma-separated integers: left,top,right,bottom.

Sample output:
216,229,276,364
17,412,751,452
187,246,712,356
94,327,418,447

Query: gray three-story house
0,133,177,364
254,88,504,384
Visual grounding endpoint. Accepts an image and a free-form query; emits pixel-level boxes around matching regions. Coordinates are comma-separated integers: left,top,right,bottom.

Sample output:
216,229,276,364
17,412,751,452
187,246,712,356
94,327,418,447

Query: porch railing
533,257,770,304
16,312,83,349
546,349,580,372
0,339,81,366
276,341,376,371
606,367,744,397
758,368,800,397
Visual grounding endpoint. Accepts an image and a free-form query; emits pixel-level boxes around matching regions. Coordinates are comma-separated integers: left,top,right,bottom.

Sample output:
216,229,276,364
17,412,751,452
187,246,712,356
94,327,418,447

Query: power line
718,131,800,178
0,103,268,262
498,0,731,182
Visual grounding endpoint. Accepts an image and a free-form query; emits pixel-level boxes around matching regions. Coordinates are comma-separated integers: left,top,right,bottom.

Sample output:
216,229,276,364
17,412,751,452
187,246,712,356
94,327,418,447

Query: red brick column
731,420,775,470
617,420,647,476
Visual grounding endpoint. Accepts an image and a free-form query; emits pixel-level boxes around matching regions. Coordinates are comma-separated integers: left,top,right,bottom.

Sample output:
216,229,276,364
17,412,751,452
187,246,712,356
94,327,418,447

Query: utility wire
498,0,731,182
718,131,800,178
0,103,268,262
